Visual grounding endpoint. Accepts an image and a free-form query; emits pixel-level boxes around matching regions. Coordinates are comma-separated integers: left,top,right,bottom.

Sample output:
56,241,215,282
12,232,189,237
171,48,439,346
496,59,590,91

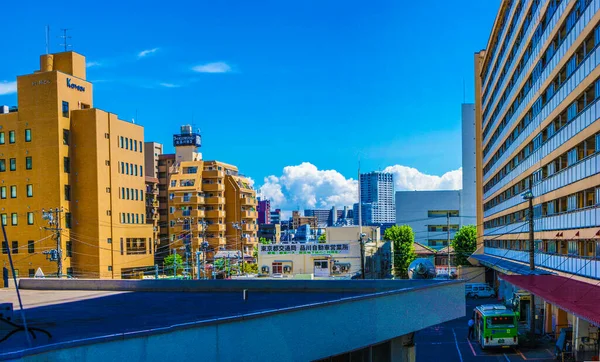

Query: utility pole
360,233,366,280
522,175,535,334
42,208,63,278
172,249,177,277
196,251,201,280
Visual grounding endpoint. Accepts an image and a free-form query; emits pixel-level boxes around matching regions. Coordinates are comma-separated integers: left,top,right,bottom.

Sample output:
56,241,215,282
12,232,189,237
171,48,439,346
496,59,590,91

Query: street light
359,232,366,280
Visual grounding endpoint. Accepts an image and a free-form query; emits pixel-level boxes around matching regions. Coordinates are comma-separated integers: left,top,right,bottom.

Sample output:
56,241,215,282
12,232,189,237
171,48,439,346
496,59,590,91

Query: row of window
0,129,32,145
484,74,600,194
1,240,73,256
483,0,534,111
119,187,145,201
483,185,599,229
484,21,600,179
485,239,600,257
427,225,459,232
483,0,558,128
0,157,33,171
481,0,516,87
0,212,35,226
119,136,143,153
483,0,591,153
427,210,460,217
119,213,145,224
119,162,143,176
0,185,33,199
427,240,449,247
484,131,600,211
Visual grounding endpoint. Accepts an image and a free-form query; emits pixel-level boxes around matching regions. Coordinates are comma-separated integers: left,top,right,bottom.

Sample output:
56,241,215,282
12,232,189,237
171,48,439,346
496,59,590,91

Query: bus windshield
487,316,515,327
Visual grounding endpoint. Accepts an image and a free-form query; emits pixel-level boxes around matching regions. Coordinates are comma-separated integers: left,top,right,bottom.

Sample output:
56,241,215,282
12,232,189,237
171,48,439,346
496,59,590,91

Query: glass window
0,132,4,144
134,140,137,152
11,213,17,226
0,187,5,199
25,157,32,170
9,158,16,171
10,186,16,198
0,214,6,226
9,131,15,144
120,136,124,148
11,241,18,254
63,129,70,145
62,101,69,117
1,241,6,254
25,129,31,142
64,157,70,173
64,185,71,201
65,212,72,229
139,141,142,152
0,159,5,172
28,240,34,254
140,165,143,175
66,241,72,257
27,184,33,197
27,212,33,225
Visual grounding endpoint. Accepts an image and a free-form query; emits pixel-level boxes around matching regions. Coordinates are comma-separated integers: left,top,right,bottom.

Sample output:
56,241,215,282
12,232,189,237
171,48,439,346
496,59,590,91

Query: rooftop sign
66,78,85,92
259,243,350,255
173,133,201,147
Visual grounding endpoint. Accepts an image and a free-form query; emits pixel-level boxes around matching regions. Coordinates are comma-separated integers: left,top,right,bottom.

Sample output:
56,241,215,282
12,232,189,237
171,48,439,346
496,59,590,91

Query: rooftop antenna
59,28,72,52
45,25,50,54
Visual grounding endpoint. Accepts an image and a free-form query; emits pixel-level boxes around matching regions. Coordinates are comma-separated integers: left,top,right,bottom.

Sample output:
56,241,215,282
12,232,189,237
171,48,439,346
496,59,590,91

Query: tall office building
0,51,154,279
155,126,258,262
461,103,477,226
354,171,395,225
257,197,271,224
474,0,600,350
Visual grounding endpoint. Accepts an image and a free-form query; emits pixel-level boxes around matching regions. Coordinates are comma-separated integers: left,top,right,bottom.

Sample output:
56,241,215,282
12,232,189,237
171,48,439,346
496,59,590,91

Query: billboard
173,133,201,147
259,243,350,255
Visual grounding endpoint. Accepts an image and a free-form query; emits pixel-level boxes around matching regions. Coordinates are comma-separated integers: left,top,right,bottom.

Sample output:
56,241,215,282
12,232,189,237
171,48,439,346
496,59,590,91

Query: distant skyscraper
354,171,395,225
257,198,271,224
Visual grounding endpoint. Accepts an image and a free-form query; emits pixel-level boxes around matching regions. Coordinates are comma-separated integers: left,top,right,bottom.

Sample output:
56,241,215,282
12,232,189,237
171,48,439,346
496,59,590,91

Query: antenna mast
59,28,72,52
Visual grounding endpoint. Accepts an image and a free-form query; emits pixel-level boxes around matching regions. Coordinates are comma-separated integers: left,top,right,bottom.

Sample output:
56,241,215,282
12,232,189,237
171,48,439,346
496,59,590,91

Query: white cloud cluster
138,48,159,58
86,61,101,68
192,62,232,73
0,81,17,95
159,82,180,88
258,162,462,210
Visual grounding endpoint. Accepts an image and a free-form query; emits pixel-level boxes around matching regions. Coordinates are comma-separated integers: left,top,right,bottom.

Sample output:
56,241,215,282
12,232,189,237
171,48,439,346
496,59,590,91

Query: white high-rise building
355,171,395,225
461,103,477,226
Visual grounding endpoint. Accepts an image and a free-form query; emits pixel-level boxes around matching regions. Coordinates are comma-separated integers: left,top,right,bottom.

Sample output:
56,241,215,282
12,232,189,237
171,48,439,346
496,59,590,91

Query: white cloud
192,62,232,73
86,61,101,68
383,165,462,191
0,81,17,95
138,48,159,58
159,82,180,88
258,162,462,210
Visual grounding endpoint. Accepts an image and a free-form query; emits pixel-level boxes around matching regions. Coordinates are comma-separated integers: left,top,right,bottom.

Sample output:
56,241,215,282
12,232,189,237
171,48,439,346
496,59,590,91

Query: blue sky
0,0,500,209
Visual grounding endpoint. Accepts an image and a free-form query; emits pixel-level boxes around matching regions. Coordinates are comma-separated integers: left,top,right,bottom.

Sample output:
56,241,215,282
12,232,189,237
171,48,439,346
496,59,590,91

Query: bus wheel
473,294,479,299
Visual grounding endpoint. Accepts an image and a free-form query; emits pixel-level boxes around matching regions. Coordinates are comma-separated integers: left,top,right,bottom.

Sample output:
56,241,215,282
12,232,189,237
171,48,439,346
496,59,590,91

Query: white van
465,283,496,299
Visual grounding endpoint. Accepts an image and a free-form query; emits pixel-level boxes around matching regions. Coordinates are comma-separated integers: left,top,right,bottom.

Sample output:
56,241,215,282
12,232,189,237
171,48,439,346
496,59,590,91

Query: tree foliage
318,234,326,243
384,225,417,279
452,225,477,266
259,237,271,245
164,254,183,275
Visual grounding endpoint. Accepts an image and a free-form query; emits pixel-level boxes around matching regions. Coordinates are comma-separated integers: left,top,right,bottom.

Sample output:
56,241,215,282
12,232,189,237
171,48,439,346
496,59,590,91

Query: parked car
465,283,496,299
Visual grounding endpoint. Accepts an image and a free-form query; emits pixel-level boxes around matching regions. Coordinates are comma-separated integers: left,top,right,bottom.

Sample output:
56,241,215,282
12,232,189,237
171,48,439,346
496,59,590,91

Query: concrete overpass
0,279,465,361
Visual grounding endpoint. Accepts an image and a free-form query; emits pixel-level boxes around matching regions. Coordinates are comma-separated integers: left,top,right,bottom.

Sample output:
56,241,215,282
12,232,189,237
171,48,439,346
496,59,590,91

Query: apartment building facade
0,51,154,279
474,0,600,354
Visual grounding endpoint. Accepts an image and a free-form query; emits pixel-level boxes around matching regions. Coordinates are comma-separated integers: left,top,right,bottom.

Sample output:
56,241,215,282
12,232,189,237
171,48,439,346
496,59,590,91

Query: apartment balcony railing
206,210,225,218
203,170,224,178
485,247,600,280
191,209,205,218
203,183,225,192
207,224,226,232
242,223,258,232
205,196,226,204
241,210,257,219
241,196,257,205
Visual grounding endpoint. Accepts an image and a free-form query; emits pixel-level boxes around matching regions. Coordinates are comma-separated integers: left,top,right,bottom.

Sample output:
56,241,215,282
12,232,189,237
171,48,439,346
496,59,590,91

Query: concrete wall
395,191,461,249
10,280,464,362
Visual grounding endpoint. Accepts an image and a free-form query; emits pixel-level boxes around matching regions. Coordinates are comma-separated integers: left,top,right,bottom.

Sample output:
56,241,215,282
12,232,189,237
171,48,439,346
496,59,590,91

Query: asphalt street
415,297,557,362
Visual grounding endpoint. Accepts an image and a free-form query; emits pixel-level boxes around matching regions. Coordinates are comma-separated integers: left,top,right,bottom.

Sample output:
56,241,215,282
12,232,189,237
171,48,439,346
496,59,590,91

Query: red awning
501,275,600,326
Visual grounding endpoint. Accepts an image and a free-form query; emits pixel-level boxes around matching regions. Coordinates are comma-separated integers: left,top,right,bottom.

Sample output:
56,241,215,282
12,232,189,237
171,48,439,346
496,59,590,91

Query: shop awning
501,274,600,326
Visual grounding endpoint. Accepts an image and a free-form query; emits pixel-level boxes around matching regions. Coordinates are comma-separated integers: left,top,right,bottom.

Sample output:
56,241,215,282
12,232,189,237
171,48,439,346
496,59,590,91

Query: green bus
473,304,518,349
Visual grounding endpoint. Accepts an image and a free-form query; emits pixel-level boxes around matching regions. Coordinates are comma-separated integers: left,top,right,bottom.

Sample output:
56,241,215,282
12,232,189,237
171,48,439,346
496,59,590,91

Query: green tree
384,225,417,279
259,237,271,245
452,225,477,266
318,234,326,243
164,254,183,276
243,262,258,274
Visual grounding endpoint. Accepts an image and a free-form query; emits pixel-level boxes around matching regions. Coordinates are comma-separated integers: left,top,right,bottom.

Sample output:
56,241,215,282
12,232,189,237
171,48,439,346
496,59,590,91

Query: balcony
244,236,258,244
203,170,224,178
242,223,257,232
203,183,225,192
207,224,226,232
241,196,257,205
241,210,257,219
206,210,225,218
206,236,227,246
484,247,600,280
191,209,205,218
205,196,225,204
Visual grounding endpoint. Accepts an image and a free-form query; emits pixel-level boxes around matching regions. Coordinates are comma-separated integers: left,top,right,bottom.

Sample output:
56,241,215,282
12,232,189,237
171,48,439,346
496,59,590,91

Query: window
125,138,129,150
10,186,16,198
108,266,113,271
66,241,72,257
135,214,139,224
135,189,139,200
62,101,69,117
63,129,70,145
0,132,4,144
120,136,124,148
64,157,70,173
9,158,16,171
126,163,129,175
121,188,125,199
26,184,32,197
126,188,130,200
65,212,72,229
11,213,17,226
0,159,5,172
120,213,125,223
1,214,6,226
25,129,31,142
1,241,6,254
127,213,131,223
107,238,112,244
105,160,110,166
25,157,32,170
0,187,6,199
272,262,283,274
140,165,143,175
9,131,15,144
120,162,124,173
28,240,34,254
134,140,137,152
106,187,110,193
106,210,111,216
134,164,138,176
29,269,35,277
27,212,33,225
11,241,18,254
139,141,142,152
65,185,71,201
